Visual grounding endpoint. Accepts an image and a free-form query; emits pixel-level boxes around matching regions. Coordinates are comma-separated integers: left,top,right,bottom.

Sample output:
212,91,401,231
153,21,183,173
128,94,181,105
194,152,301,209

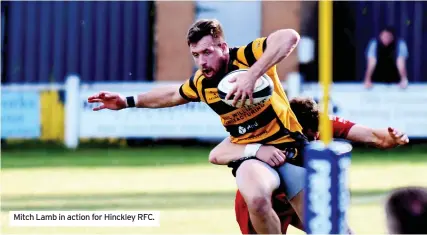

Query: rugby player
88,19,308,234
209,96,409,234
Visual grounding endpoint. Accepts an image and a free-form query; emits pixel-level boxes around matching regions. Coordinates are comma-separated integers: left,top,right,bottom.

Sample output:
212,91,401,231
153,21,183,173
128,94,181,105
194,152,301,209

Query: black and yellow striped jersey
179,37,306,149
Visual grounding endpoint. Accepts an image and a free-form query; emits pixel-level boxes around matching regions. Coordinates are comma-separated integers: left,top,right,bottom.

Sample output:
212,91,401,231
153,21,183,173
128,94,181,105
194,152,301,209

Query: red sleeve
330,115,356,139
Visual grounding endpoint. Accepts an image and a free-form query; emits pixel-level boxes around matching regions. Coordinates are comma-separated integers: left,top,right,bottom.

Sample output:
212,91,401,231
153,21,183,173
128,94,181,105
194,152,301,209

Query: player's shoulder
329,115,356,139
250,37,267,49
237,37,267,50
234,37,269,67
329,115,349,123
189,69,205,84
329,115,356,129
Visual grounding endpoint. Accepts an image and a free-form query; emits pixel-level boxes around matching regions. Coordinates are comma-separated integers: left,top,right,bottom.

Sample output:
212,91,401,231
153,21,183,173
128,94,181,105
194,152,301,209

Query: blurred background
1,1,426,234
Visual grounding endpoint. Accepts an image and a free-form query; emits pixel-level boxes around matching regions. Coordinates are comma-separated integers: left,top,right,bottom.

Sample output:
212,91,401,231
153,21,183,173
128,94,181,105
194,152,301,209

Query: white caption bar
9,211,160,227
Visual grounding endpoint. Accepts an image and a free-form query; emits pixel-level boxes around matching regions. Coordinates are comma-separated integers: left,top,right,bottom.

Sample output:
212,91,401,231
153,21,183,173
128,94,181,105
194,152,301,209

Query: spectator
363,26,409,89
384,186,427,234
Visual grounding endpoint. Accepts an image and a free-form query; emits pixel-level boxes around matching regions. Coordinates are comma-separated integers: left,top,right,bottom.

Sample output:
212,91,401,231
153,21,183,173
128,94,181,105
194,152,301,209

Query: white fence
2,75,427,149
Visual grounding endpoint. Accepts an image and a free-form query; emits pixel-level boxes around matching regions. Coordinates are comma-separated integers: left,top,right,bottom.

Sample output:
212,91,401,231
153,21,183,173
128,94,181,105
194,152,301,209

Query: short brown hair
385,186,427,234
187,19,224,46
290,97,319,132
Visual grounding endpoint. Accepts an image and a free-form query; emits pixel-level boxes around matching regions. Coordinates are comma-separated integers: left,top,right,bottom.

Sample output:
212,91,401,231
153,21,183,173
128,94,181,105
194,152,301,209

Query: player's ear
219,42,228,53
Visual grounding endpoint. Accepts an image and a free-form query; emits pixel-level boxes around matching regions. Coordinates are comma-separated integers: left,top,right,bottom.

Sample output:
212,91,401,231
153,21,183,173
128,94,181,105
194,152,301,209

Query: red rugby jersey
329,115,355,139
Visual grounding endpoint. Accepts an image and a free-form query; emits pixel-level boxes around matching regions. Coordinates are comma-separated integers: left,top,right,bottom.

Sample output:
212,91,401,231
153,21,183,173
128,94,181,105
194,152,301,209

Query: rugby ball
217,69,274,108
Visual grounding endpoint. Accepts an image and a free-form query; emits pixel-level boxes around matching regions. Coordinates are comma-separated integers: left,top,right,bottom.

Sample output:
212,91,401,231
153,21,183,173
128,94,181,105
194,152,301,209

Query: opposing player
209,96,409,234
88,19,307,234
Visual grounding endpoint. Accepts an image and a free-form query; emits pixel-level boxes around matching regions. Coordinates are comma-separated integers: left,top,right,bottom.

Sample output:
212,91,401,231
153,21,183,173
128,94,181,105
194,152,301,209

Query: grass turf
1,144,426,234
2,143,426,169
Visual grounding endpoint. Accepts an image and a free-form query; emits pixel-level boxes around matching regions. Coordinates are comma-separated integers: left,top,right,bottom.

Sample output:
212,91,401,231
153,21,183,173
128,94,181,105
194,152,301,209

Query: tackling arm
209,137,286,167
209,121,409,166
209,137,244,165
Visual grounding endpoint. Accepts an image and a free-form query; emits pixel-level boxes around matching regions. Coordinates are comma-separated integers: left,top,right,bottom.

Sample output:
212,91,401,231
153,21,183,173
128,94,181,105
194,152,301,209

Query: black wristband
126,96,136,107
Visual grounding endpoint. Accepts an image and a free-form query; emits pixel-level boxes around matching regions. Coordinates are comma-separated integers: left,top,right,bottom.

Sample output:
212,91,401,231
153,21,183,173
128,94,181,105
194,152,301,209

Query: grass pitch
1,144,426,234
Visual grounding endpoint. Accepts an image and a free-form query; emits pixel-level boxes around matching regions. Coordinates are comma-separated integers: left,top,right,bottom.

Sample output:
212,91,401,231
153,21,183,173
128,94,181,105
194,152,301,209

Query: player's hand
256,145,287,167
87,91,127,111
225,72,257,107
386,127,409,147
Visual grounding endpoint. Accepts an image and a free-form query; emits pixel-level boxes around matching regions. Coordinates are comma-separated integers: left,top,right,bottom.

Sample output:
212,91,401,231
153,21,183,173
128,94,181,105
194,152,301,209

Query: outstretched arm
135,84,188,108
347,125,409,149
88,84,189,111
329,116,408,149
